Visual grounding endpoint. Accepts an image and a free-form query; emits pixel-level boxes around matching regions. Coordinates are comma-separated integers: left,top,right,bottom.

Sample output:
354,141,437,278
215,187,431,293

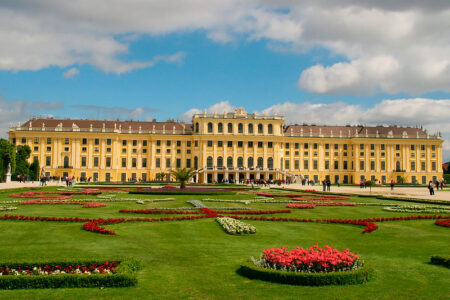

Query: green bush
129,190,235,196
430,256,450,268
375,196,450,206
238,259,374,286
0,257,141,289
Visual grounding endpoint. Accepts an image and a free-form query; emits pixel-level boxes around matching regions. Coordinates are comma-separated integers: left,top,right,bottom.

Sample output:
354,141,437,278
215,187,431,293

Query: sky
0,1,449,161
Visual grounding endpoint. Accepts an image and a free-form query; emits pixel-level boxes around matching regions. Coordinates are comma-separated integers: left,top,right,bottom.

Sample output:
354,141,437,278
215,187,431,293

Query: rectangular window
432,145,436,151
295,143,299,149
176,149,181,154
166,158,171,168
304,160,309,170
304,151,309,156
313,160,318,170
34,146,39,151
410,144,415,150
46,138,51,144
248,141,253,147
421,162,426,171
325,144,329,150
177,140,181,147
313,143,318,149
176,158,181,168
325,160,329,169
132,158,137,168
304,143,309,149
107,138,112,145
396,144,400,150
432,162,436,171
34,138,39,144
93,157,99,167
194,141,198,147
122,140,127,146
142,158,147,168
82,147,87,152
156,140,161,146
186,159,191,168
421,145,425,151
381,144,385,150
370,161,375,171
258,142,263,148
334,160,339,170
46,156,51,167
21,137,26,144
343,161,348,170
343,144,348,150
122,148,126,153
64,138,69,145
207,141,213,147
95,138,99,145
371,144,375,150
285,160,290,169
227,141,232,147
360,161,364,170
156,158,161,168
371,152,375,157
81,157,87,167
218,141,223,147
268,142,273,148
106,147,111,152
285,143,290,148
294,160,299,169
334,144,339,150
238,141,243,147
82,138,87,145
166,149,171,153
156,149,161,154
411,161,415,171
187,141,191,147
121,158,126,168
166,140,171,146
106,157,111,167
132,149,137,153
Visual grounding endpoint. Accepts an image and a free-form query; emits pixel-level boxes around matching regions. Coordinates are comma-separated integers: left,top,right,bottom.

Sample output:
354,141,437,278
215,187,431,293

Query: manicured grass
0,187,449,299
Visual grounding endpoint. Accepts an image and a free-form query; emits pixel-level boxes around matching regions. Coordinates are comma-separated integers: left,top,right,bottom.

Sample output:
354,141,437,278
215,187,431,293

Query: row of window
201,122,275,134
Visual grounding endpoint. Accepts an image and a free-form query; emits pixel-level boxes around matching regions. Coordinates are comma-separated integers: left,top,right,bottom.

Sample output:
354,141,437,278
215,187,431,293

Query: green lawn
0,187,449,299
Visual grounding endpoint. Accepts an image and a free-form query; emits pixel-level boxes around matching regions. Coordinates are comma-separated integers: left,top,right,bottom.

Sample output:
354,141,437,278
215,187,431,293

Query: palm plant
169,168,196,189
156,172,166,181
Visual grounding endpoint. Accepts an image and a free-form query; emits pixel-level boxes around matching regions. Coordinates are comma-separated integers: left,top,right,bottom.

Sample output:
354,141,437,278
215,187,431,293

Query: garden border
238,259,374,286
0,257,141,289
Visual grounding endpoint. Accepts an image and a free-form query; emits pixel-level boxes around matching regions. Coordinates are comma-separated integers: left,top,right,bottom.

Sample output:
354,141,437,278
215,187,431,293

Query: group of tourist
321,179,332,191
428,178,446,195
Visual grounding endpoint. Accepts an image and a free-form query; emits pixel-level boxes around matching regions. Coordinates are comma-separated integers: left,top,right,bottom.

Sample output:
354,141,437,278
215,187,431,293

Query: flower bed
435,219,450,227
19,199,107,208
0,258,141,289
430,255,450,268
383,205,450,214
0,206,17,211
286,203,316,209
238,245,373,285
216,217,256,235
130,187,236,195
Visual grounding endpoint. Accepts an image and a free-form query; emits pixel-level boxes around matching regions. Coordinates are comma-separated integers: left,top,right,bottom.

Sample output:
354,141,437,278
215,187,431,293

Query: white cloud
63,68,79,78
178,100,236,122
1,0,448,93
0,97,63,138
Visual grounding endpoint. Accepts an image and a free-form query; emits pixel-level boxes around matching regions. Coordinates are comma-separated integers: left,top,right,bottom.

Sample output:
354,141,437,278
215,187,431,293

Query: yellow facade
8,108,443,184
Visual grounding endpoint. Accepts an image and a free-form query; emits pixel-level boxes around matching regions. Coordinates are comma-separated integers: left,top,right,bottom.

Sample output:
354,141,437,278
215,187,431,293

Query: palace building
8,108,443,184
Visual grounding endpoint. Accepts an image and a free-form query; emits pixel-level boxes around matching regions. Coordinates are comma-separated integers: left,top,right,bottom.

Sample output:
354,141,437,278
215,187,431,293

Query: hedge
238,259,374,286
430,256,450,268
129,190,236,196
0,257,141,289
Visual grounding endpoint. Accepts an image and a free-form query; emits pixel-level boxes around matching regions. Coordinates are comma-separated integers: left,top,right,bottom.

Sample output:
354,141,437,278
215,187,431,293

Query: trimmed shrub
430,256,450,268
238,259,373,286
130,190,235,195
0,257,141,289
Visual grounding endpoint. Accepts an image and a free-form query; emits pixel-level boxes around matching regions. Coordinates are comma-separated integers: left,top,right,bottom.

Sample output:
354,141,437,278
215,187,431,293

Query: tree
397,176,405,184
156,172,166,181
29,158,40,181
0,139,16,180
365,180,374,193
169,168,196,189
13,145,31,179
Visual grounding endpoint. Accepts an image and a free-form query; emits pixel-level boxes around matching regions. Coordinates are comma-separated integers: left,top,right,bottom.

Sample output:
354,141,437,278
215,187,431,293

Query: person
390,180,395,191
428,181,435,195
337,179,340,187
441,179,445,190
322,180,326,191
326,179,331,192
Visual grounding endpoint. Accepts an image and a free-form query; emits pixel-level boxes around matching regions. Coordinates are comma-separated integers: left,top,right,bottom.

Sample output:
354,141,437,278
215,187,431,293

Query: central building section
192,108,289,183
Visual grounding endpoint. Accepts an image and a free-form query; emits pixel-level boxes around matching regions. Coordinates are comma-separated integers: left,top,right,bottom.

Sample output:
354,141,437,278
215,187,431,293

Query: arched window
207,122,213,133
195,123,199,133
227,156,233,168
217,156,223,167
237,157,244,168
194,156,198,169
218,123,223,133
207,156,213,168
258,124,263,134
268,124,273,134
238,123,243,133
228,123,233,133
257,157,263,168
63,156,69,168
248,124,253,134
248,157,254,168
267,157,273,169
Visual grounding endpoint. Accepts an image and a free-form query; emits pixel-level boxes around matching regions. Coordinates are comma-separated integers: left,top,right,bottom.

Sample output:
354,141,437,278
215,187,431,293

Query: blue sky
0,1,449,161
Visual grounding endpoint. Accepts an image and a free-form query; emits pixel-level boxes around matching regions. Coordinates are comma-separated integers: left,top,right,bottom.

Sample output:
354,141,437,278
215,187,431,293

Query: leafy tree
365,180,374,193
169,168,196,189
156,172,166,181
397,176,405,184
0,139,16,180
13,145,31,179
29,157,40,181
